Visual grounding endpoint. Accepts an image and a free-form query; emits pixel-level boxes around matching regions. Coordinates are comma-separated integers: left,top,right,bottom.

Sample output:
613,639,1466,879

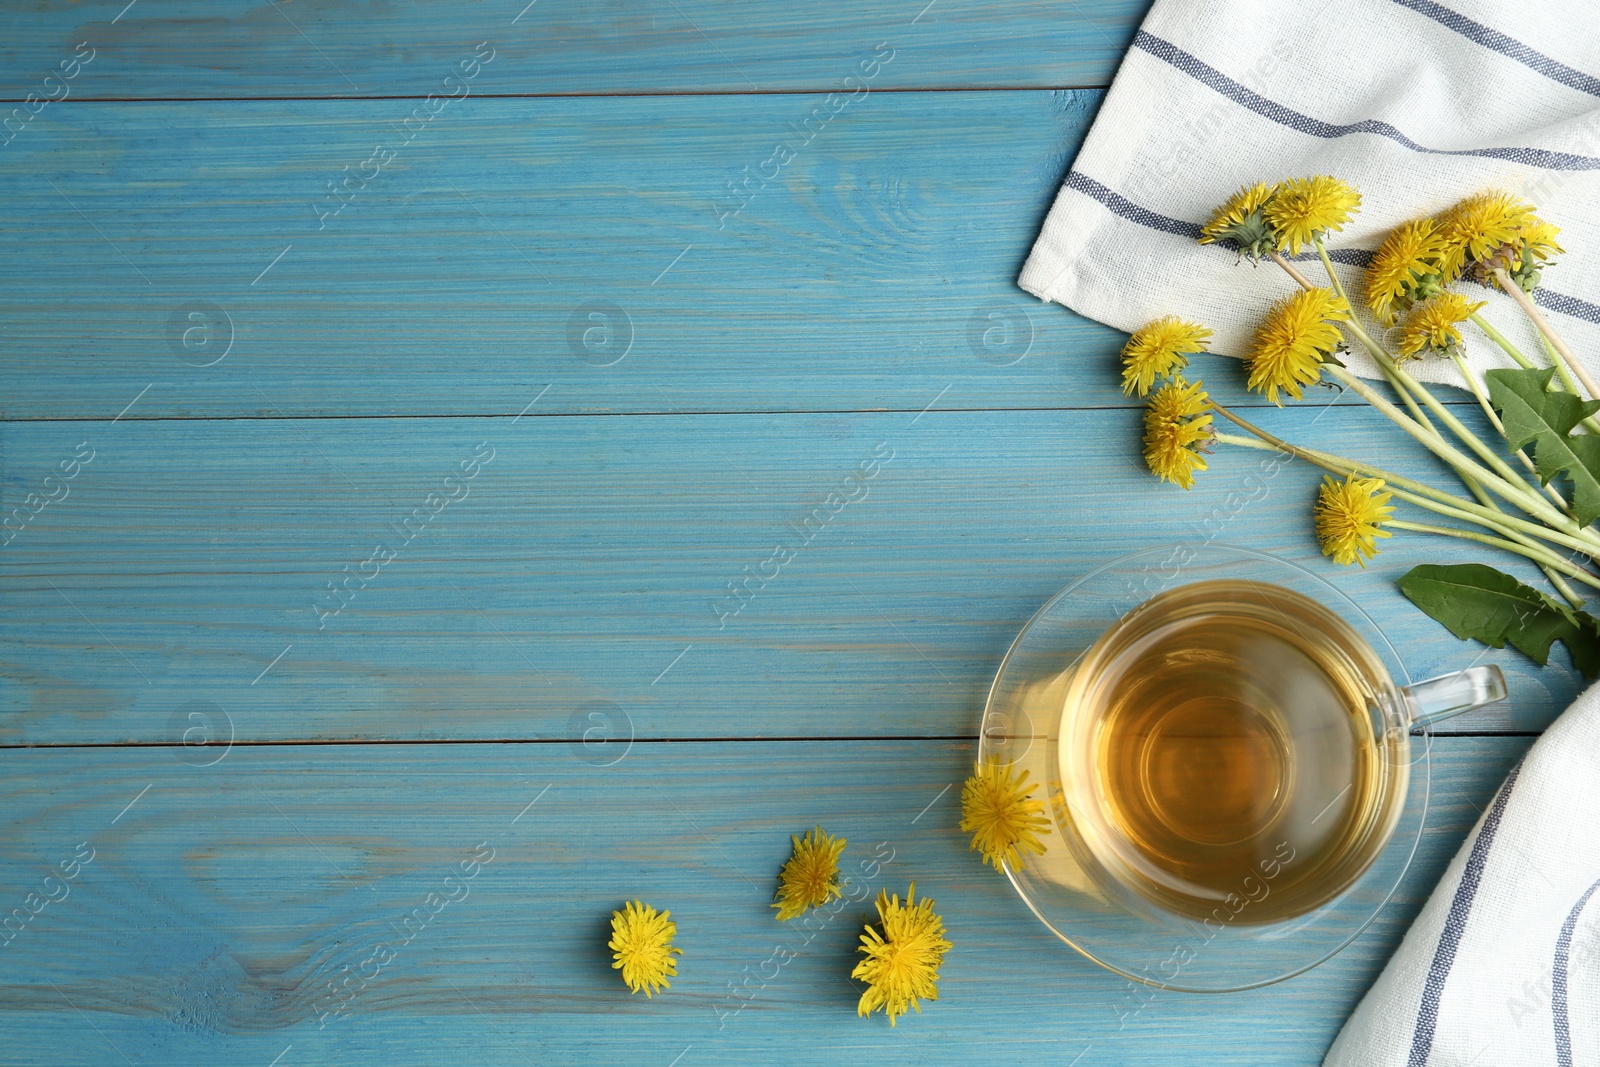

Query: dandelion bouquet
1132,178,1600,675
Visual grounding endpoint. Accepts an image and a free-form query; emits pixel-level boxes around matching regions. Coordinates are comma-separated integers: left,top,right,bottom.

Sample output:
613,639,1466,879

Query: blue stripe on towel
1406,763,1523,1067
1553,878,1600,1067
1060,173,1369,264
1133,32,1600,171
1063,172,1201,240
1058,172,1600,326
1389,0,1600,100
1534,288,1600,328
1062,171,1203,238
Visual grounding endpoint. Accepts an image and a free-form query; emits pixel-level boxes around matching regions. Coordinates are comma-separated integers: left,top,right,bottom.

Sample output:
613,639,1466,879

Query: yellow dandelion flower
772,825,847,921
1435,190,1534,282
1314,475,1394,567
1198,181,1278,259
1397,292,1487,358
1366,218,1448,325
852,883,951,1027
1246,288,1350,405
1264,175,1361,255
1142,374,1214,489
1510,216,1565,292
609,899,681,997
1120,316,1213,396
1521,217,1564,264
960,757,1049,870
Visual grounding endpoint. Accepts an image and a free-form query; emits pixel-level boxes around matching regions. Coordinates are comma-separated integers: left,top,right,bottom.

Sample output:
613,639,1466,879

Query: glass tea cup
978,545,1506,992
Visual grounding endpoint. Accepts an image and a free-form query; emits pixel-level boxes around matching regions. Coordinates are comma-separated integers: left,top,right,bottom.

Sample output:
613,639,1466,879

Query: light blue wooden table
0,3,1579,1064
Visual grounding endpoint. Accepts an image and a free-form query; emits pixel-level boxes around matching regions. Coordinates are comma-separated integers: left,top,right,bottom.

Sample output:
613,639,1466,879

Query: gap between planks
0,731,1541,752
0,84,1116,105
0,399,1485,425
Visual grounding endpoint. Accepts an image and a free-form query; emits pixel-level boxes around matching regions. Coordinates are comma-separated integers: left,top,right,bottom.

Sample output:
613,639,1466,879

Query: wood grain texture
0,90,1430,422
0,736,1528,1065
0,0,1148,100
0,0,1578,1061
1,90,1105,419
0,405,1581,746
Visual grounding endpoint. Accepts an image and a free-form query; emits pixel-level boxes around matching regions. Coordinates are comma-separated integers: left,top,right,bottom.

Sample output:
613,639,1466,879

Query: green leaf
1398,563,1600,677
1485,367,1600,524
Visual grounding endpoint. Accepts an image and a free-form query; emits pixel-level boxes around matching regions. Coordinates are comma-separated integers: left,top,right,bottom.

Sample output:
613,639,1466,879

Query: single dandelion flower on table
1366,218,1448,325
609,899,682,997
1315,475,1394,567
1198,181,1278,260
1397,292,1486,358
1246,288,1351,405
1264,175,1361,255
772,825,847,921
1434,190,1534,282
852,883,952,1027
1119,316,1213,396
961,756,1050,870
1142,374,1214,490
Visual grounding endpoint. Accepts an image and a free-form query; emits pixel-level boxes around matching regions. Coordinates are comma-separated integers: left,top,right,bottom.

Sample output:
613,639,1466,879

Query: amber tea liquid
1057,581,1407,924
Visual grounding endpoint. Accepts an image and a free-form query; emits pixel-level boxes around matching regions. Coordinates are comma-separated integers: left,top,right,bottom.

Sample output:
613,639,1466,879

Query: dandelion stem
1322,364,1567,528
1382,483,1588,556
1449,351,1568,510
1442,438,1583,605
1533,332,1600,436
1313,239,1354,310
1535,331,1587,404
1539,331,1586,401
1469,311,1600,433
1276,241,1440,433
1387,521,1600,592
1372,353,1539,501
1211,419,1600,558
1470,312,1537,370
1215,424,1595,598
1545,564,1587,609
1494,267,1600,400
1316,303,1538,505
1268,251,1317,291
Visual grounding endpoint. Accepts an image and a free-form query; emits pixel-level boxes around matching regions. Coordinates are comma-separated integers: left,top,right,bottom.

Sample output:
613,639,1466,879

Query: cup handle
1401,665,1508,730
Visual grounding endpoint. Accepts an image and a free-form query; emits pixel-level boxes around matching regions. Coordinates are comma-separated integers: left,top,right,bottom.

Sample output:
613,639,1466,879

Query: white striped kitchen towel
1018,0,1600,389
1018,2,1600,1063
1323,682,1600,1067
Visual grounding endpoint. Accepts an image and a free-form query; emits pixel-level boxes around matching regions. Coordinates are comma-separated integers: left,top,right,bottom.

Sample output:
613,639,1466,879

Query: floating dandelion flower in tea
852,883,951,1026
1198,181,1278,260
960,756,1049,870
1119,316,1212,396
1142,375,1214,489
1264,175,1361,255
1314,475,1394,567
772,825,846,921
1397,292,1485,359
609,899,681,997
1366,218,1448,325
1246,288,1350,405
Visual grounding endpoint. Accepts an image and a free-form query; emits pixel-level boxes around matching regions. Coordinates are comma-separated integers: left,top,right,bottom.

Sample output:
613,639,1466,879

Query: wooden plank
0,736,1528,1065
0,90,1096,419
0,406,1579,746
0,90,1411,422
0,0,1148,101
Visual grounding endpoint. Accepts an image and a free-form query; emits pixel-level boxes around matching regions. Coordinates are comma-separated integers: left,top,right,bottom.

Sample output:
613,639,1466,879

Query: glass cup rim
978,543,1432,992
1053,576,1412,927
